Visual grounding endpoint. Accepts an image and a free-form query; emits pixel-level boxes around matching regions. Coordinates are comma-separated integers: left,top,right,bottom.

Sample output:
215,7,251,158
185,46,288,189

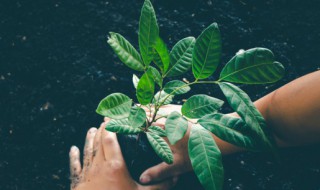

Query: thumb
140,162,177,184
140,177,178,190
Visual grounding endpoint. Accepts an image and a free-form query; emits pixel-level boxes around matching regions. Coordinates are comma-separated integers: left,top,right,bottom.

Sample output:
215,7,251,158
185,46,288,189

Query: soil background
1,0,320,189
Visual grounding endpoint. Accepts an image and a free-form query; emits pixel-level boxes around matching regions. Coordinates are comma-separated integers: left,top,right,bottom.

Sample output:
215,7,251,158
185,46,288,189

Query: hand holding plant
96,0,285,189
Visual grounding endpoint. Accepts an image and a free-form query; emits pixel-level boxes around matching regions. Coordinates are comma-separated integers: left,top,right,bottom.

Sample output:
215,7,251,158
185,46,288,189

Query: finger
104,117,111,122
140,162,178,184
69,146,81,180
93,123,106,162
101,130,124,161
140,177,178,190
83,127,97,170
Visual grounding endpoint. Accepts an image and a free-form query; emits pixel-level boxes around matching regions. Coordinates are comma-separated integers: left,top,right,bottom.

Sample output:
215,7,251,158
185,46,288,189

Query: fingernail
140,175,151,183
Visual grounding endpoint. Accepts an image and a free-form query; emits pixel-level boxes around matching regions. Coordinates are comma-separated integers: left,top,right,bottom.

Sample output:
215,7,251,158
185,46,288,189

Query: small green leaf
106,119,143,134
146,132,173,164
165,111,188,145
153,37,170,73
163,80,190,95
219,82,277,152
192,23,221,80
137,72,155,105
166,37,196,77
148,126,166,137
152,90,174,106
188,124,224,190
129,107,146,128
139,0,159,66
199,113,259,151
96,93,132,119
107,32,144,71
146,66,162,87
132,74,140,89
182,94,224,119
219,48,285,84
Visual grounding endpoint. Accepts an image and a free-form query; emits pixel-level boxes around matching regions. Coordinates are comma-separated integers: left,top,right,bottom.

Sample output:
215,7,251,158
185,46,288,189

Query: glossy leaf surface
166,37,195,77
148,126,166,137
146,132,173,164
153,37,170,73
96,93,132,119
192,23,221,79
137,72,155,105
163,80,190,95
182,94,224,118
165,111,188,145
139,0,159,66
199,113,258,150
107,32,144,71
147,66,162,87
152,91,174,105
189,125,224,190
106,119,143,134
219,48,285,84
128,107,146,128
132,74,139,89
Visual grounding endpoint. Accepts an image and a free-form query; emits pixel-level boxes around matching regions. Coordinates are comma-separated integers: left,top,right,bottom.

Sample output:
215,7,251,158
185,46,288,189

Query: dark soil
1,0,320,189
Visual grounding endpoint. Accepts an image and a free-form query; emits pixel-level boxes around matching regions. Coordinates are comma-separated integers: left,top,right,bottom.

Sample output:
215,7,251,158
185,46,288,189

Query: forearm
214,71,320,155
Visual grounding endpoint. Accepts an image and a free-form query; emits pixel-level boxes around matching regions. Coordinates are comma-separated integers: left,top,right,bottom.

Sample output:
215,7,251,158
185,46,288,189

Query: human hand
69,121,177,190
139,109,193,184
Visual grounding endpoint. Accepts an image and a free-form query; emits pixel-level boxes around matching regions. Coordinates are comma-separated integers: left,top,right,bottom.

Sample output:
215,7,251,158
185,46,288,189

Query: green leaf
139,0,159,66
132,74,139,89
219,82,276,151
165,111,188,145
182,94,224,119
152,90,174,106
106,119,143,134
192,23,221,80
146,132,173,164
219,48,285,84
146,66,162,87
148,125,166,137
96,93,132,119
153,37,170,73
166,37,196,77
199,113,259,151
163,80,190,95
137,72,155,105
129,107,146,128
107,32,144,71
188,124,224,190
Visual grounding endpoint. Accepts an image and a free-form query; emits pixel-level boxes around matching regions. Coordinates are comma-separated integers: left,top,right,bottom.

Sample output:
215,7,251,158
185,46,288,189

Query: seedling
96,0,285,189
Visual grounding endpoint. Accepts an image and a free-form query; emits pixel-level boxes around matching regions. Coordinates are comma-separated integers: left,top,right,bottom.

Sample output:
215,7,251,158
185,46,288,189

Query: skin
69,120,177,190
139,70,320,184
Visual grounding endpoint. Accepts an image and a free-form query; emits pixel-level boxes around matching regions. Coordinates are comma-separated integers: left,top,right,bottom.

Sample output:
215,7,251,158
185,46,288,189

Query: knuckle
105,160,125,173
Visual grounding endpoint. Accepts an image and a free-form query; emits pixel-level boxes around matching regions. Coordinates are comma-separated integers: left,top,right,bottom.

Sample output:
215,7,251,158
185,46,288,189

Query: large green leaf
146,66,162,87
219,82,276,151
139,0,159,66
219,48,285,84
153,37,170,73
128,107,146,128
182,94,224,119
148,125,166,137
152,90,174,106
146,132,173,164
106,119,143,134
166,37,196,77
199,113,259,151
165,111,188,145
137,72,155,105
188,125,224,190
163,80,190,95
96,93,132,119
107,32,144,71
192,23,221,79
132,74,139,89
